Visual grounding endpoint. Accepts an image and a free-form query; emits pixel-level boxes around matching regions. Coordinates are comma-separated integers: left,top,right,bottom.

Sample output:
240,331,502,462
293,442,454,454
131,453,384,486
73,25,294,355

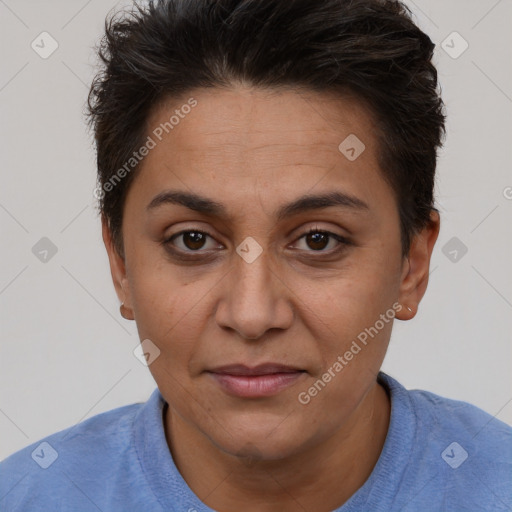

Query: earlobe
102,215,135,320
396,210,440,320
120,301,134,320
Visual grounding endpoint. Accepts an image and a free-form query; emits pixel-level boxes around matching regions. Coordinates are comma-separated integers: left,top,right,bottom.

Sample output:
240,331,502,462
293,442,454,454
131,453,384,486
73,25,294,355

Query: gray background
1,0,511,460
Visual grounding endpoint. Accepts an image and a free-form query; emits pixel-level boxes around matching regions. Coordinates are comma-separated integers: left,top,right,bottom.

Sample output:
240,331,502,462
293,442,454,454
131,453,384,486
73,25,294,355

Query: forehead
129,86,393,217
146,85,377,159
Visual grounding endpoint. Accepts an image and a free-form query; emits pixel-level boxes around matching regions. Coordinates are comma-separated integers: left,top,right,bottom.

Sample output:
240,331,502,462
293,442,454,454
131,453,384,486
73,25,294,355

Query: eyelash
162,227,351,259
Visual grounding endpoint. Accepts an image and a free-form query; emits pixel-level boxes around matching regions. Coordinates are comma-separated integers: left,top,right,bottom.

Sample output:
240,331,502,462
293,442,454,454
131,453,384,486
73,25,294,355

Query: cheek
293,280,396,425
296,252,399,329
287,250,400,382
126,252,209,366
127,236,202,322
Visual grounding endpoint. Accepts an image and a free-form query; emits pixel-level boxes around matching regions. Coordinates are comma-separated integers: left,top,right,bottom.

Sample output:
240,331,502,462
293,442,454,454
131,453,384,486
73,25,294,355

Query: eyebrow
146,189,370,220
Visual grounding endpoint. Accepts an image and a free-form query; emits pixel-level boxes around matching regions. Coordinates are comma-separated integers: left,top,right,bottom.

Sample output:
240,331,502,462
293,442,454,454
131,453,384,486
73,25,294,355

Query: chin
225,437,302,462
205,416,310,462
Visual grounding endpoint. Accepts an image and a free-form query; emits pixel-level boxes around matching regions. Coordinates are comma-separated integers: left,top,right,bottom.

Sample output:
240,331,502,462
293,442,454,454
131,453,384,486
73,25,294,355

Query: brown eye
293,229,350,254
305,231,330,251
166,230,221,252
181,231,207,250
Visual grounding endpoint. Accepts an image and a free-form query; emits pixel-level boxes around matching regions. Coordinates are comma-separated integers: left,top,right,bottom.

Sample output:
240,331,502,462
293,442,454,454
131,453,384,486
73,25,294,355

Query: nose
214,246,294,340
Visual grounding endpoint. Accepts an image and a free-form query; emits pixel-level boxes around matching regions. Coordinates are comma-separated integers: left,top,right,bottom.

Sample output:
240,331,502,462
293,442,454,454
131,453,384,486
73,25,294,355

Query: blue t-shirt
1,372,511,511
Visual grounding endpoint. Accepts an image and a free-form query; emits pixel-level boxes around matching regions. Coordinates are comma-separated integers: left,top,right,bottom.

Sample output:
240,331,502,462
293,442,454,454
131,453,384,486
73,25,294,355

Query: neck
164,380,390,512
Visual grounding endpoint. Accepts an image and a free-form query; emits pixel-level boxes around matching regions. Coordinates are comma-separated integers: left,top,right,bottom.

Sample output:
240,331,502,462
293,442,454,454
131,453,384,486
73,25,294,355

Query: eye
293,228,350,253
165,230,222,252
163,227,350,259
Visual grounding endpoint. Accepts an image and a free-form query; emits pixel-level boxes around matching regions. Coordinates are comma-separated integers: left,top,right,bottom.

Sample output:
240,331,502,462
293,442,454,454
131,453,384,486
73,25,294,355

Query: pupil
307,232,328,250
182,232,330,251
184,232,205,250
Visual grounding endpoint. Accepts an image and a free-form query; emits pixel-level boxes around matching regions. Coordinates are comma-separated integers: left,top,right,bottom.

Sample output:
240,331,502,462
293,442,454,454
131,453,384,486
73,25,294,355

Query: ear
396,210,440,320
102,215,134,320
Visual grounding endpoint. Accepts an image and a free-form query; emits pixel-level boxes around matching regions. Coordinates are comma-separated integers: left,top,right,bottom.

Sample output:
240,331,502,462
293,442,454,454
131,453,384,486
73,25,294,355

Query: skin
103,85,440,511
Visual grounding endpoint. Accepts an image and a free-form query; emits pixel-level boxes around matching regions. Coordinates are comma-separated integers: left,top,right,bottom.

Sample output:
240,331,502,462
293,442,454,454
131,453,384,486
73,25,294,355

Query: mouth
207,364,307,398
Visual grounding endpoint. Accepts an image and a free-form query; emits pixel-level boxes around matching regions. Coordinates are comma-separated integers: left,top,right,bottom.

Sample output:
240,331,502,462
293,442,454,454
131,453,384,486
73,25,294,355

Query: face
104,85,438,460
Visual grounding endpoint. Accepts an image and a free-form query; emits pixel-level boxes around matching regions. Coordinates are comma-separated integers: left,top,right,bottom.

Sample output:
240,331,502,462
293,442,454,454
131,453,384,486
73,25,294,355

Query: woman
1,0,511,510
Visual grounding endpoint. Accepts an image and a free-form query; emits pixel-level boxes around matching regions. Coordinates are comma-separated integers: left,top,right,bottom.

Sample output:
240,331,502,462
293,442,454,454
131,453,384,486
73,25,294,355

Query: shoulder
382,372,512,445
1,400,143,466
0,399,147,510
380,373,512,510
407,383,512,450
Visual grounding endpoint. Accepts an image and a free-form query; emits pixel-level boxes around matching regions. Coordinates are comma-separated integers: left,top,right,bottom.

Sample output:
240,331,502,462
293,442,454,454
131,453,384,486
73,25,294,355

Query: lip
207,364,306,398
